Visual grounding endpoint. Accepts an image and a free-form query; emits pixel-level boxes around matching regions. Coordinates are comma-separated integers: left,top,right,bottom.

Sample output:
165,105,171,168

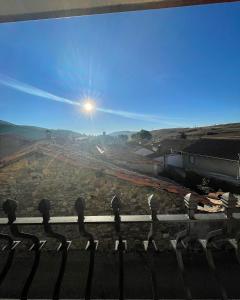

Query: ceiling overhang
0,0,239,23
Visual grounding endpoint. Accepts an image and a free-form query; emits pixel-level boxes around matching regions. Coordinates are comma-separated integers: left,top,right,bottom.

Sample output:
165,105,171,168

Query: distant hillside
109,131,135,137
1,120,240,160
0,120,83,141
0,120,85,159
183,138,240,160
0,120,14,125
151,123,240,140
0,134,31,159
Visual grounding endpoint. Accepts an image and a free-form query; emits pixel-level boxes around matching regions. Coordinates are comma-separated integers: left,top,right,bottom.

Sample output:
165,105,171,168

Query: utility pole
237,153,240,180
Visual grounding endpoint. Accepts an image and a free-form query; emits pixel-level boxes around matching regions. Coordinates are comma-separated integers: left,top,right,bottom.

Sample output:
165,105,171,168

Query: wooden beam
0,0,239,23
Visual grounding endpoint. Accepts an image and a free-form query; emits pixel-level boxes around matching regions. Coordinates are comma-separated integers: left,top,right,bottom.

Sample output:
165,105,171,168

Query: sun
82,99,96,114
84,102,94,112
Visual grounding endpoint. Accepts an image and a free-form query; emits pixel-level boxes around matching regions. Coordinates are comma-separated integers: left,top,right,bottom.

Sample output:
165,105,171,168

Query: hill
0,119,85,159
151,123,240,140
109,130,135,137
0,120,84,141
0,134,31,159
0,120,14,125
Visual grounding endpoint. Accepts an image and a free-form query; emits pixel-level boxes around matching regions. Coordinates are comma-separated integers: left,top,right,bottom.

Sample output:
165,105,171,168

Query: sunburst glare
82,98,96,115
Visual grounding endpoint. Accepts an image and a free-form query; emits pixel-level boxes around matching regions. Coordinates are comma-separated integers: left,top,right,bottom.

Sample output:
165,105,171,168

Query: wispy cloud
0,74,76,106
0,74,184,126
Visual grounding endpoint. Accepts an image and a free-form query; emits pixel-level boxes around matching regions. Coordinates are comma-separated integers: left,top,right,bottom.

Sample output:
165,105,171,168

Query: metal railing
0,192,239,300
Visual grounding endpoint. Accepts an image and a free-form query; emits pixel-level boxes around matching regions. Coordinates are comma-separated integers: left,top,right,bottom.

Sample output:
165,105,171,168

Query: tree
45,129,52,140
179,132,187,139
131,133,139,141
118,134,128,143
131,129,152,141
139,129,152,140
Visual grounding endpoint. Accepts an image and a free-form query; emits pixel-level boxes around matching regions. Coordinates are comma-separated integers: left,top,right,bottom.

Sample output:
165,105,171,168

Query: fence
0,193,239,300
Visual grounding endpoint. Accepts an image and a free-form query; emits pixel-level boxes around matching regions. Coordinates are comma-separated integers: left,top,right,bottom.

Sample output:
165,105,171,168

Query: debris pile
198,192,240,213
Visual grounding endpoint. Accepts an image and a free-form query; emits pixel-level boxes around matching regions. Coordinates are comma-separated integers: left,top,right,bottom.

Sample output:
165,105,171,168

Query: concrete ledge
0,0,239,23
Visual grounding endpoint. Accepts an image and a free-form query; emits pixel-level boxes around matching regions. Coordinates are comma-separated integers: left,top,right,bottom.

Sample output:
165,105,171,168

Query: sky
0,2,240,134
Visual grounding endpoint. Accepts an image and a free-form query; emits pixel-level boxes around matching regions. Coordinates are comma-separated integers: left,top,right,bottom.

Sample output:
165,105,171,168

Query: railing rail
0,212,237,225
0,192,239,300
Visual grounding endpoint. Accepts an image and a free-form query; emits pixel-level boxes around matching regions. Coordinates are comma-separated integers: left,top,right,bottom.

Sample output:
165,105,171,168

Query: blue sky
0,2,240,134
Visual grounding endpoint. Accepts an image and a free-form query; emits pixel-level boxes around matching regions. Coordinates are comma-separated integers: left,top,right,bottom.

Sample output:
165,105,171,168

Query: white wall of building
164,152,239,180
165,154,183,168
183,154,238,178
